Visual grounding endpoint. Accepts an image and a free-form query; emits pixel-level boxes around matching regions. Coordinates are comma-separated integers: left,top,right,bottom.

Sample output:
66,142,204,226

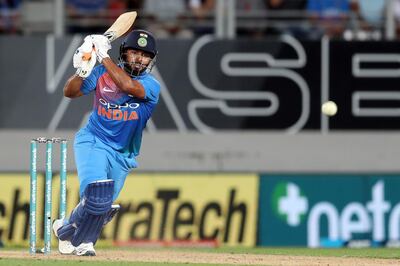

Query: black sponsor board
1,36,400,131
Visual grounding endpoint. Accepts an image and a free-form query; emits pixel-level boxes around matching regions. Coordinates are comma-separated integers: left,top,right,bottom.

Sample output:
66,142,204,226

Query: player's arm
101,58,145,99
63,75,84,98
64,36,97,99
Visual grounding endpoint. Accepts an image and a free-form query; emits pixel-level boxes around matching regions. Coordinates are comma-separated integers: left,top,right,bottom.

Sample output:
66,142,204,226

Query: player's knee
69,179,114,246
83,179,114,214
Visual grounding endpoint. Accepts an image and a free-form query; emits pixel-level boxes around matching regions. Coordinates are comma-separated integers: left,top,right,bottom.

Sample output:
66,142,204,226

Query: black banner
1,36,400,132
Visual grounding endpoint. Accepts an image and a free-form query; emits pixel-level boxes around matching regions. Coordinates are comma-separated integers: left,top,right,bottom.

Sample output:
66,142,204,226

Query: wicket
30,137,68,255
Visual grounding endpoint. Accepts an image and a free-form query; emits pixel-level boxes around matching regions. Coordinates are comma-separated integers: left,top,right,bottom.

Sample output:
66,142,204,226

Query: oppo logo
99,98,140,109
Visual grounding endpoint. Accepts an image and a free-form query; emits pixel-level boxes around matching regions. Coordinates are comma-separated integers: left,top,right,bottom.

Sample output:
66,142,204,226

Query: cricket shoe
74,242,96,256
52,219,75,255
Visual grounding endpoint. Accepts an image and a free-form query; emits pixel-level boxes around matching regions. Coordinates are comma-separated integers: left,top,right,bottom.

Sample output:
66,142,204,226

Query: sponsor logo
97,98,140,121
105,174,258,246
103,87,115,93
272,182,308,227
0,174,258,247
271,180,399,247
99,98,140,109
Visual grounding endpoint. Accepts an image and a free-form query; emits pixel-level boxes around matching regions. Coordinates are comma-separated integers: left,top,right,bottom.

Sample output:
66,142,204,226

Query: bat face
82,11,137,61
104,11,137,42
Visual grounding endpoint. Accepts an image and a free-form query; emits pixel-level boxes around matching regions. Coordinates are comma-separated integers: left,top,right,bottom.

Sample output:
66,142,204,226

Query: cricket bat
82,11,137,61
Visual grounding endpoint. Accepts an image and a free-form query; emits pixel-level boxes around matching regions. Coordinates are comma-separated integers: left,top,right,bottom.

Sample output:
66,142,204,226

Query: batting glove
90,34,111,63
75,50,96,78
73,36,93,68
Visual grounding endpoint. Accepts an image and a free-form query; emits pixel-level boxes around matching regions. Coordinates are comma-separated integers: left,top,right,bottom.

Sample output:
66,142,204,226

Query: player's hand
90,35,111,63
75,50,96,78
73,36,96,78
73,36,93,68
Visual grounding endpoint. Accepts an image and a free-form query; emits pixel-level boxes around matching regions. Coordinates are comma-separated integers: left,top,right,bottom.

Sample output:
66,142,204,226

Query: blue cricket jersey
80,65,160,156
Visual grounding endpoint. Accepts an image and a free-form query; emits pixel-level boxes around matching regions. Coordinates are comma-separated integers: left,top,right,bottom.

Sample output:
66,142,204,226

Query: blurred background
1,0,400,249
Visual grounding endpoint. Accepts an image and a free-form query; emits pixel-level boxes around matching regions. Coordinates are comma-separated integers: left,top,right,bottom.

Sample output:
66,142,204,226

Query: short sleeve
139,76,161,104
80,65,105,95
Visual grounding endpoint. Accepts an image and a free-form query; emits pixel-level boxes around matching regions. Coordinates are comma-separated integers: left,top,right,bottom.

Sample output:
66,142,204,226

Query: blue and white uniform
75,65,160,200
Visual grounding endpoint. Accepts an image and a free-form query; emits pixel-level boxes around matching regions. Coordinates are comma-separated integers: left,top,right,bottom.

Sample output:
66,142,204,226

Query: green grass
86,246,400,259
2,247,400,266
0,259,217,266
181,246,400,258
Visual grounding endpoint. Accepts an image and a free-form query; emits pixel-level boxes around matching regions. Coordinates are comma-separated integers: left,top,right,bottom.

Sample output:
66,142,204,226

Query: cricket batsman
52,29,160,256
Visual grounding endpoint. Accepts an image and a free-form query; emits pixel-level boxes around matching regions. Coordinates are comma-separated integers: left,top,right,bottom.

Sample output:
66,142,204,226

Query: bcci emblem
137,37,147,47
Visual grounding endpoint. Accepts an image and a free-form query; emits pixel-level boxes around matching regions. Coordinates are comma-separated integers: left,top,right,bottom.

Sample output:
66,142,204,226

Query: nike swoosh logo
103,87,114,93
